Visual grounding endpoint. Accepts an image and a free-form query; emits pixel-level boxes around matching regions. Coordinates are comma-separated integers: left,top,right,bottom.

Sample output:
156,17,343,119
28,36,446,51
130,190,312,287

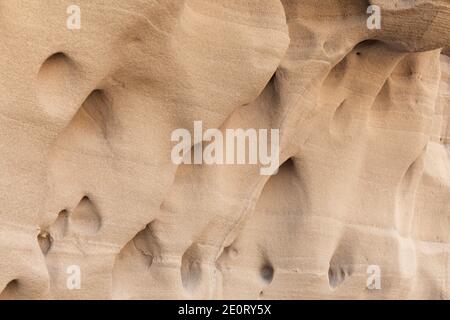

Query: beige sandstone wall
0,0,449,299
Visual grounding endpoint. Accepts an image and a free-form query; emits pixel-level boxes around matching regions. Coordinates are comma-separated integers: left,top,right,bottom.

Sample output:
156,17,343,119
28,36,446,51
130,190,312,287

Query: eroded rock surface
0,0,449,299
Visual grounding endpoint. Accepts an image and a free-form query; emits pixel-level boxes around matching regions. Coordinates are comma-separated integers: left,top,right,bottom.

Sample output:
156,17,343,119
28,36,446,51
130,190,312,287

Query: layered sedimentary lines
0,0,449,299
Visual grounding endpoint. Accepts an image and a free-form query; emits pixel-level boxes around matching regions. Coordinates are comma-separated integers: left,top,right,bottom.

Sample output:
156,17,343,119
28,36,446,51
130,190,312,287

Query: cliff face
0,0,449,299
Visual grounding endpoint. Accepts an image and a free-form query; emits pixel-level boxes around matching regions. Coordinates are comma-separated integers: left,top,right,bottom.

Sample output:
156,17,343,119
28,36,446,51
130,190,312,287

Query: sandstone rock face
0,0,449,300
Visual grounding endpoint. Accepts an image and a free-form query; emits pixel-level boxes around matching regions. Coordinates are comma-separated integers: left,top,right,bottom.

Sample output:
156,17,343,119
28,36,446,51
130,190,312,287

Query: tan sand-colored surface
0,0,449,299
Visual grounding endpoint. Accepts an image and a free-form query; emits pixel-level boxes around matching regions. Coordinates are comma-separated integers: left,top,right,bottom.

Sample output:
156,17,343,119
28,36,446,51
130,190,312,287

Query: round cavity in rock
260,264,274,284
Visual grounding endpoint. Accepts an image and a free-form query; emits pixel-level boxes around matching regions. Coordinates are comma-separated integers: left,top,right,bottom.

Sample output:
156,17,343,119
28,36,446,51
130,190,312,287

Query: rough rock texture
0,0,449,299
